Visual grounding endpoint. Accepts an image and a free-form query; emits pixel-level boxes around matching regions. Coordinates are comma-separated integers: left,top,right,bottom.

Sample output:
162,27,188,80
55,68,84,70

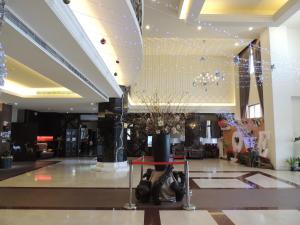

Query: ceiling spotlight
234,42,239,47
70,107,74,111
14,102,18,106
100,38,106,45
63,0,71,4
248,27,253,31
145,25,150,30
197,26,202,30
114,72,118,76
90,103,95,106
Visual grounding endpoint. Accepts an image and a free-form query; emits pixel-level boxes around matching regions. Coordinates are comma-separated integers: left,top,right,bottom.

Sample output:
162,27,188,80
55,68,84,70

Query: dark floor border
209,210,235,225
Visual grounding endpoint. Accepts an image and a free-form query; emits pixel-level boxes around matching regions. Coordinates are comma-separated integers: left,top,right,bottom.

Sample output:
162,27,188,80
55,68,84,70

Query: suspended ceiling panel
201,0,289,15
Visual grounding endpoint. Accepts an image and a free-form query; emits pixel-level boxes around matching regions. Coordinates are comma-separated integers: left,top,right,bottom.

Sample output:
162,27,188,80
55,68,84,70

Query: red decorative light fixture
100,38,106,45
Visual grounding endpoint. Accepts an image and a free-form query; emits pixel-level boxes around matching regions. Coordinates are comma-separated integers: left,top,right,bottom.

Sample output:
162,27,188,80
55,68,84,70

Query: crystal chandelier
192,56,225,92
193,70,225,92
0,0,6,86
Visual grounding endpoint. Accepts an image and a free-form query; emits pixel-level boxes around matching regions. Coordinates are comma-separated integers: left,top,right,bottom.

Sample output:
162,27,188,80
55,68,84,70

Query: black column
98,87,128,163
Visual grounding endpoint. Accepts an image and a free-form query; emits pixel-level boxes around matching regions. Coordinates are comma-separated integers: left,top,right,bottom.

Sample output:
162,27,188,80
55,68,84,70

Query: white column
260,26,300,170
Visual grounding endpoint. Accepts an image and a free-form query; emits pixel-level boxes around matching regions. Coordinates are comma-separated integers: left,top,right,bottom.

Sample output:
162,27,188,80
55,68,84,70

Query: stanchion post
183,160,196,211
124,160,137,210
140,155,144,180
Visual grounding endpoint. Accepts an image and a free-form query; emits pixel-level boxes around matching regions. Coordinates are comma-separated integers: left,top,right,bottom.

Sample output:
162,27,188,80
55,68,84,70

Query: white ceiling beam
179,0,205,21
273,0,300,26
186,0,205,22
198,14,273,26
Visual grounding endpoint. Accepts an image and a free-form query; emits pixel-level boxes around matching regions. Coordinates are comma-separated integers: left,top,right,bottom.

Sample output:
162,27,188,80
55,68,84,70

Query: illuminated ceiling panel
6,56,59,88
1,56,81,98
201,0,289,15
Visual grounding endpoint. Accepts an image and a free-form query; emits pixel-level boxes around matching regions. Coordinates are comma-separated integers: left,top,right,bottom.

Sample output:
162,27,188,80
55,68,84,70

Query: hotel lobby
1,0,300,224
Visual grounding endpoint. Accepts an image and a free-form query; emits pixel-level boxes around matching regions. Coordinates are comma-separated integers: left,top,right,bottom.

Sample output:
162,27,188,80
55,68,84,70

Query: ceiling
200,0,289,15
65,0,143,86
0,92,98,113
6,0,123,99
6,56,59,88
2,0,300,113
1,0,144,113
144,38,251,56
284,9,300,27
143,0,300,39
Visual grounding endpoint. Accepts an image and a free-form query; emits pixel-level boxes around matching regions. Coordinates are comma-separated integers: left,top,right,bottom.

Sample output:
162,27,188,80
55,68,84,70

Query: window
249,47,255,74
247,104,262,119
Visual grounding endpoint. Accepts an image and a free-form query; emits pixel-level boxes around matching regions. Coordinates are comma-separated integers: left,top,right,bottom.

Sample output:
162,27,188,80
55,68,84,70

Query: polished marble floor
0,209,300,225
0,158,298,189
246,173,295,188
223,210,300,225
193,178,252,189
0,210,145,225
1,158,300,225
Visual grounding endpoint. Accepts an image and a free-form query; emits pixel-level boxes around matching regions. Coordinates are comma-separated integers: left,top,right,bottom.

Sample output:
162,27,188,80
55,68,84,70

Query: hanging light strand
0,0,7,86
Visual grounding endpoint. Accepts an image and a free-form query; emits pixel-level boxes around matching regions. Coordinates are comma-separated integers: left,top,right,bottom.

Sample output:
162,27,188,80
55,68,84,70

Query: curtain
239,47,251,119
252,40,264,115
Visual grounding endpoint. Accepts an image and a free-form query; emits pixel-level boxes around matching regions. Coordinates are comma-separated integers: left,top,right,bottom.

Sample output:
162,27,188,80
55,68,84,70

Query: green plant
286,157,297,167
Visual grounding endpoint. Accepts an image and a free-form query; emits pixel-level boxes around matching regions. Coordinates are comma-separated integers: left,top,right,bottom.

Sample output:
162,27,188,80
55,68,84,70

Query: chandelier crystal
0,0,6,86
193,70,225,92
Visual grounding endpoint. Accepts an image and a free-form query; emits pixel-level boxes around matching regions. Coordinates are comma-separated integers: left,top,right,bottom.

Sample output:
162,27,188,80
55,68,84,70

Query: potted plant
286,157,297,171
0,150,13,169
127,92,187,170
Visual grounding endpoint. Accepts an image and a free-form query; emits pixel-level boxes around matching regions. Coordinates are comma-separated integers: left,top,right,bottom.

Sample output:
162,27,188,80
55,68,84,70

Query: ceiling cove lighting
0,80,81,98
179,0,192,20
128,95,235,107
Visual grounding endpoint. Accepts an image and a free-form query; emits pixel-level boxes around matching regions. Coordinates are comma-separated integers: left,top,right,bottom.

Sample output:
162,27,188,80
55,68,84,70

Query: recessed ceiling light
14,102,18,106
197,26,202,30
90,102,95,106
70,107,74,111
234,42,240,47
145,25,150,30
248,27,253,31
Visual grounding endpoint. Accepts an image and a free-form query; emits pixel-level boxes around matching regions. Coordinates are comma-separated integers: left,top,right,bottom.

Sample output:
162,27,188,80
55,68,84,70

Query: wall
260,29,277,168
292,97,300,157
261,26,300,169
130,55,236,113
